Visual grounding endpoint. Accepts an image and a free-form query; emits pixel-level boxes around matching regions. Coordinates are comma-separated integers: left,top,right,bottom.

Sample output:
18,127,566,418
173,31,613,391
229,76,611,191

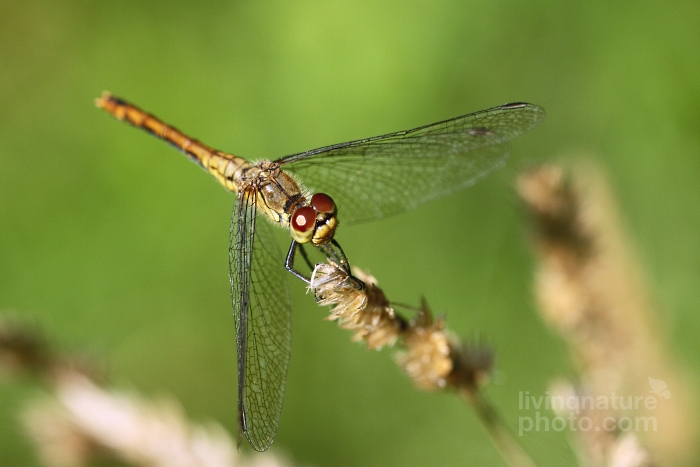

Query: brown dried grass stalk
310,264,536,467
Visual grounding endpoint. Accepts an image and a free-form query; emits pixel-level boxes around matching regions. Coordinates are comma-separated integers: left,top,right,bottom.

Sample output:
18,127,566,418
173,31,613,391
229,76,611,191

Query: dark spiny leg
317,239,363,291
330,239,351,275
319,240,351,275
318,243,340,267
285,240,310,284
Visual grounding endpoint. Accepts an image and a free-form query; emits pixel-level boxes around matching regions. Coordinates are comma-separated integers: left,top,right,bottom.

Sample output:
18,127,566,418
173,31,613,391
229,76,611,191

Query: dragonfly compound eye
291,206,316,243
310,192,336,214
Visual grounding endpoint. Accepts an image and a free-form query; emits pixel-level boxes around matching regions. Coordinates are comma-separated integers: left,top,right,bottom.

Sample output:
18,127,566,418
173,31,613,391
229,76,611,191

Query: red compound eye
291,206,316,232
311,193,336,213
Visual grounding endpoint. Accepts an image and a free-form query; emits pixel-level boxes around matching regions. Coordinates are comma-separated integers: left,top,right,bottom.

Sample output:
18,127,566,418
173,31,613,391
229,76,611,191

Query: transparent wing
230,188,292,452
276,103,545,224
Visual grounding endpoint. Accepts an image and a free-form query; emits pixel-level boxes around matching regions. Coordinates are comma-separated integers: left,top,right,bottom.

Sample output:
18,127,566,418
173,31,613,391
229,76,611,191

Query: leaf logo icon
648,376,671,399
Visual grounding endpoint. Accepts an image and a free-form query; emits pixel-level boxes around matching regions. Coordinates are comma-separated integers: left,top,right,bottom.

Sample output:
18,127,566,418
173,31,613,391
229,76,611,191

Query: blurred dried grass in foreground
0,316,291,467
517,162,697,467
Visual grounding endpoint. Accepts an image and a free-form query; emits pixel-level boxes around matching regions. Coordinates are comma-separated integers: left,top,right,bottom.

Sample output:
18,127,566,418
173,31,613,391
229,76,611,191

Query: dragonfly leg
285,240,311,284
316,239,363,290
330,239,351,275
319,239,352,275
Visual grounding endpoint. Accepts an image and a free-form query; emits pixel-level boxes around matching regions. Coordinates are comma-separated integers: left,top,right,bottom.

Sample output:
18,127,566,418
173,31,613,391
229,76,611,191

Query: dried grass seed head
310,263,402,349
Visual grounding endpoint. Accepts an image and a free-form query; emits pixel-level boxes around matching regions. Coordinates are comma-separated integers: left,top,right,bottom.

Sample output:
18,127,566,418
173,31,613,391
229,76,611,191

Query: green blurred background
1,1,699,465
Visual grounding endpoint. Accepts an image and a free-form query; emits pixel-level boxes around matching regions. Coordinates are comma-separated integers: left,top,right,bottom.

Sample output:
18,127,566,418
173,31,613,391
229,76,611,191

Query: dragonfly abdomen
96,92,248,193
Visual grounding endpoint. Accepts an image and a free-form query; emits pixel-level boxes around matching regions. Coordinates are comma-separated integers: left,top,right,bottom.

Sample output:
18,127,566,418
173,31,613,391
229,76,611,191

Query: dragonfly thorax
244,162,302,222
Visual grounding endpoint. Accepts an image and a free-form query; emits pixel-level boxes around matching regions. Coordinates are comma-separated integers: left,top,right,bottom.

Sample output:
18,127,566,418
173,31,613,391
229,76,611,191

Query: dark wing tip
500,102,530,109
499,102,547,130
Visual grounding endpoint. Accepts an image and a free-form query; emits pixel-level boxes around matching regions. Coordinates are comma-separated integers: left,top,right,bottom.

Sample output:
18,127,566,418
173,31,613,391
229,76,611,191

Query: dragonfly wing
230,189,292,451
277,103,545,224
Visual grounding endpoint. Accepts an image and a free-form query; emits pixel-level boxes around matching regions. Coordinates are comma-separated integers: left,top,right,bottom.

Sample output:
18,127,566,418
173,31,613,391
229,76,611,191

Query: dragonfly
96,92,544,450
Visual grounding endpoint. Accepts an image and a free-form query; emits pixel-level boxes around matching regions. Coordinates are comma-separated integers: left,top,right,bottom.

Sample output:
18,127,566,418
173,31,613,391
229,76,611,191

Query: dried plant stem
311,263,538,467
461,388,538,467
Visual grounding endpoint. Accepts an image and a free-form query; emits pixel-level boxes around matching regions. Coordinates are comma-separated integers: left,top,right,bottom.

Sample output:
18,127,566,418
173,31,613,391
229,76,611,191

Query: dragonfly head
290,193,338,245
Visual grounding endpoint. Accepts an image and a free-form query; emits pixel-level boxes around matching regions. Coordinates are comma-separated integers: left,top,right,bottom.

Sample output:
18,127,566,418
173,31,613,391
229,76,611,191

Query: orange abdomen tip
95,92,129,121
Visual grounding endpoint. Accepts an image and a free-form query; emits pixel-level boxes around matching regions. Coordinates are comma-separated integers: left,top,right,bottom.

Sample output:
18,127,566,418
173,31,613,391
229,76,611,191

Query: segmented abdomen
96,92,249,193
